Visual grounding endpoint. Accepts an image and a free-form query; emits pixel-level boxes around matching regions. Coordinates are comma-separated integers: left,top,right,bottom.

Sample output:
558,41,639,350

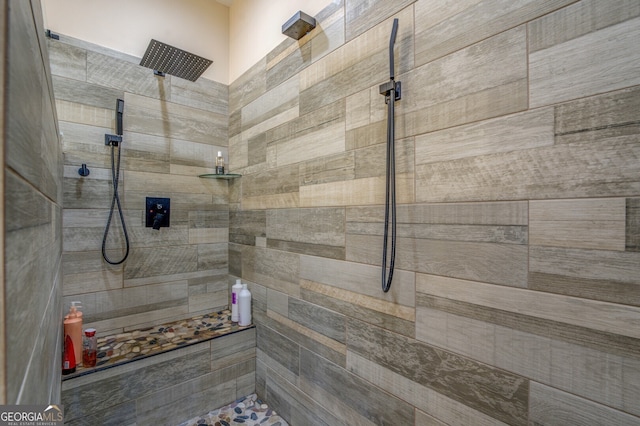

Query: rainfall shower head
139,39,212,82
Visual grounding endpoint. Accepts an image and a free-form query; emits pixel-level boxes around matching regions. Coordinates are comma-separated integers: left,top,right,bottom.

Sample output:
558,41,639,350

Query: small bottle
215,151,225,175
62,334,76,375
64,302,83,366
231,279,243,322
83,328,97,368
238,284,252,327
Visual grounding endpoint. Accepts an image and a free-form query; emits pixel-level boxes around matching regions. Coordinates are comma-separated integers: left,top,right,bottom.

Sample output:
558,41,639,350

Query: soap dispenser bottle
64,302,83,366
238,284,252,327
231,279,243,322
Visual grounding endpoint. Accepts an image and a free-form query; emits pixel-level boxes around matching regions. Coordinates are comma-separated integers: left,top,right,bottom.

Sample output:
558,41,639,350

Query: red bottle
83,328,97,367
62,334,76,375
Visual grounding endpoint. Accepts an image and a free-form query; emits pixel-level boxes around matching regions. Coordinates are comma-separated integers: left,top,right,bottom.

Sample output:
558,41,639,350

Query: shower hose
382,86,397,293
381,18,399,293
101,141,130,265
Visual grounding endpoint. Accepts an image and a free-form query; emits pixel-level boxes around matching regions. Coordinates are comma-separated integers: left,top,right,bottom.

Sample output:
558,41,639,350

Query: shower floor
178,394,288,426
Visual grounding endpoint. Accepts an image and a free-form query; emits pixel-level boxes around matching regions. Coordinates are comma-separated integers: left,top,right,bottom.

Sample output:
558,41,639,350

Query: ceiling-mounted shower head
282,11,316,40
139,39,212,82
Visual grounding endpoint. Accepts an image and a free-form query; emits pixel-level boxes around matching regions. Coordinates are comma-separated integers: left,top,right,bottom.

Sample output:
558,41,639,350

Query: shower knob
78,164,90,177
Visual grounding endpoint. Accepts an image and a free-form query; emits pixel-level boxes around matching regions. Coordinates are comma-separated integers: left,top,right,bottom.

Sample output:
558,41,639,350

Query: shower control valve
146,197,171,230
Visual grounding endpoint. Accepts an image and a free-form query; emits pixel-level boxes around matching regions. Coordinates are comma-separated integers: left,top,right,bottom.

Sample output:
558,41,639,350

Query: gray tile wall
61,328,256,425
1,0,63,404
49,32,231,335
45,0,640,422
229,0,640,424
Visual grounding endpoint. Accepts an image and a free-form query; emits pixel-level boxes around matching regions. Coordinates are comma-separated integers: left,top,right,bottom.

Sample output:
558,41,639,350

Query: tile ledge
62,309,254,381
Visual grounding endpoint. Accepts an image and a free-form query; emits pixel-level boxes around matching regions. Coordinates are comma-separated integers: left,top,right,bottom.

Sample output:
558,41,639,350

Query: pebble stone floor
178,394,288,426
65,309,253,378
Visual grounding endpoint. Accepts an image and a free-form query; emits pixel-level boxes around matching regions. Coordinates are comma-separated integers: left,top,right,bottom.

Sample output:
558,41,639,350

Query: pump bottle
64,301,83,366
231,279,243,322
238,284,252,327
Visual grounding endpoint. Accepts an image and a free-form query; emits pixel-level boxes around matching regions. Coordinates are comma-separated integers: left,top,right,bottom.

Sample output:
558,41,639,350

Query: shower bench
61,310,256,425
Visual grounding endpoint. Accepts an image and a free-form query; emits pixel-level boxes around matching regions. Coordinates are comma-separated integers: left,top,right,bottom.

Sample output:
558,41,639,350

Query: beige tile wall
229,0,640,424
49,33,231,335
2,0,64,404
44,0,640,422
0,0,5,405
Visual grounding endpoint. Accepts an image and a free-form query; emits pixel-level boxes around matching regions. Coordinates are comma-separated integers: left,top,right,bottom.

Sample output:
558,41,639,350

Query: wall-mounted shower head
282,11,316,40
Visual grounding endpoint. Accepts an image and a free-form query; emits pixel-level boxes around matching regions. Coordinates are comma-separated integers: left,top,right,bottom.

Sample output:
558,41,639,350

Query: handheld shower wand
116,98,124,135
379,19,401,293
389,18,398,80
102,98,130,265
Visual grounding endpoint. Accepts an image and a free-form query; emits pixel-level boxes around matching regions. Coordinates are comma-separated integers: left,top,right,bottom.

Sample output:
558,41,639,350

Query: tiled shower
2,0,640,425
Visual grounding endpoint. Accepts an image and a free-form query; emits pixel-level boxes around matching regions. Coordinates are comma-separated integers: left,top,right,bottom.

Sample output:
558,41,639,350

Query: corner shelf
198,173,242,180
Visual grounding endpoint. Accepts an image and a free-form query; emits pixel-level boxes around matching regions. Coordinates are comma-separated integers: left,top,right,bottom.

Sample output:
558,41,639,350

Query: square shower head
139,39,212,82
282,11,316,40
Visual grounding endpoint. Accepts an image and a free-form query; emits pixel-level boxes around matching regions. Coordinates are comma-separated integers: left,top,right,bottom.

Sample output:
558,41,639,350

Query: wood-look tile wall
49,34,230,334
61,329,256,426
2,0,63,404
229,0,640,424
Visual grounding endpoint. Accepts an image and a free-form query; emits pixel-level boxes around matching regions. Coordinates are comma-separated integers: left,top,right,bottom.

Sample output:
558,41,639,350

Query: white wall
41,0,230,83
228,0,331,82
41,0,331,84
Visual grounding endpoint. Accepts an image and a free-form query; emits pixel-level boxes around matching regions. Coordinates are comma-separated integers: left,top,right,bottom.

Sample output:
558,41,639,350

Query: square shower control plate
146,197,170,228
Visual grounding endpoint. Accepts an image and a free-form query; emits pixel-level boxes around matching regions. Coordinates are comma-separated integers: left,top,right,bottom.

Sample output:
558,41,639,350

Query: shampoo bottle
231,279,243,322
62,334,76,375
64,301,83,366
238,284,252,327
215,151,225,175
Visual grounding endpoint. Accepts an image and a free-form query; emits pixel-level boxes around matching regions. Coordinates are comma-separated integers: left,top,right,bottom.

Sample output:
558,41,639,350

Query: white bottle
238,284,252,326
231,279,243,322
